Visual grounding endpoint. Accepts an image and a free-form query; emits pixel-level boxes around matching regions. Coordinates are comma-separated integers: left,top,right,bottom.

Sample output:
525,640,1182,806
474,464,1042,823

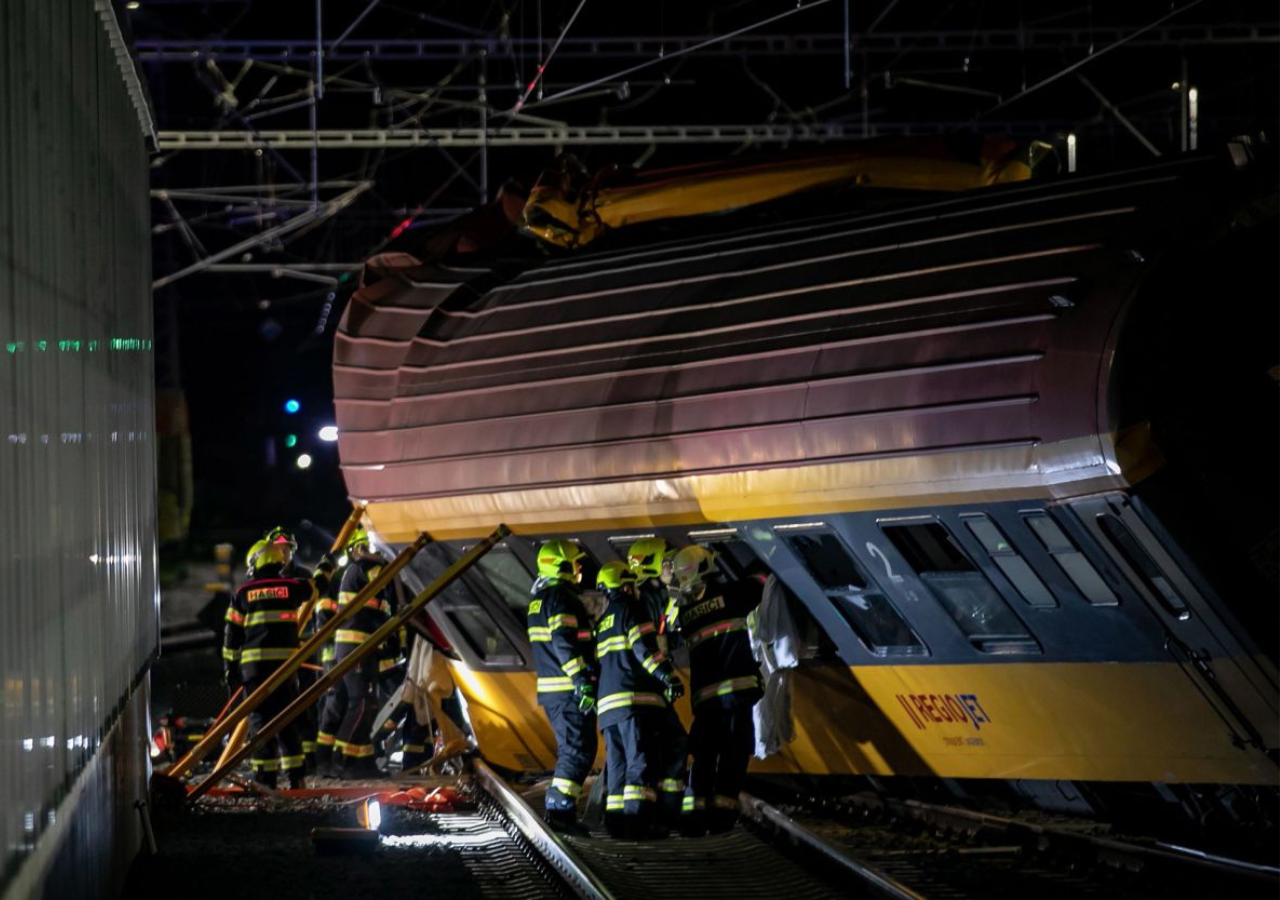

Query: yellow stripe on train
356,434,1156,543
448,661,1276,785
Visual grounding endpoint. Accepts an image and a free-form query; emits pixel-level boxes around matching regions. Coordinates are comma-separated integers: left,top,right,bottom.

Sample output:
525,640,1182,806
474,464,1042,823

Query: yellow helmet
244,539,268,570
247,540,288,577
537,539,585,582
346,525,371,554
265,526,297,552
671,545,717,594
596,561,638,592
627,537,671,580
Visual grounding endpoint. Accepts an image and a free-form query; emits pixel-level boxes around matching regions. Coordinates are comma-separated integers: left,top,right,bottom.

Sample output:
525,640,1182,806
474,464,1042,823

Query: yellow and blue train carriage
332,142,1278,822
388,493,1275,788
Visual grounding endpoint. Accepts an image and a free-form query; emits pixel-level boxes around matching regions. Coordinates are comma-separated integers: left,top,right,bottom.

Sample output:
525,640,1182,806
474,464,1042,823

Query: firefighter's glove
662,677,685,705
316,552,338,575
574,681,597,714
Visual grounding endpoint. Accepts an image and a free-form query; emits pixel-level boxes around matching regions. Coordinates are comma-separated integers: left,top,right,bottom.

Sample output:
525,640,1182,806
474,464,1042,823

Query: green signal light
285,434,298,448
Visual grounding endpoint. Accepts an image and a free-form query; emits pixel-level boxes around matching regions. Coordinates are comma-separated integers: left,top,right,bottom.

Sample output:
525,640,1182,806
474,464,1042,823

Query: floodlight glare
357,799,382,831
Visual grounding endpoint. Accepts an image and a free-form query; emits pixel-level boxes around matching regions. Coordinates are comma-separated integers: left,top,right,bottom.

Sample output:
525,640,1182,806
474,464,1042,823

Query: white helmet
671,545,716,595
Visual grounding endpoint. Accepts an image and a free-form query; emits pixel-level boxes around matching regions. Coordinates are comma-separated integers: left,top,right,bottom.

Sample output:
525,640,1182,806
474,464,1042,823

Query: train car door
1067,493,1279,755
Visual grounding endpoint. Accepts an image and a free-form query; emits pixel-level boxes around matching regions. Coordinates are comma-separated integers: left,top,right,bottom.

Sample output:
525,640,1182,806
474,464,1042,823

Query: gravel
122,794,529,900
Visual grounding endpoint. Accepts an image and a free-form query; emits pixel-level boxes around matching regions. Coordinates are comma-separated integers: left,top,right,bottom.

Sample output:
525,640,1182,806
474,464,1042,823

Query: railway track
474,761,931,900
471,764,1279,900
743,789,1279,900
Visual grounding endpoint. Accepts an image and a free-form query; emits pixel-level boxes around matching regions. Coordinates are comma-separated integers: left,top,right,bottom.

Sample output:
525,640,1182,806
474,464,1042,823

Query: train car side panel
747,662,1274,784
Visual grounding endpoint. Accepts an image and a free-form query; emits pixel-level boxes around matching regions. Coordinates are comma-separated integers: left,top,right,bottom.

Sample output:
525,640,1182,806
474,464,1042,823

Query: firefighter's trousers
313,670,348,757
602,710,659,833
652,704,689,824
335,662,379,765
687,702,755,830
246,671,305,788
541,697,597,814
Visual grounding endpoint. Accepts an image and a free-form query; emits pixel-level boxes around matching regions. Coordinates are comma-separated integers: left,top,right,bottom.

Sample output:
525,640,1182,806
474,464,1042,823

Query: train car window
431,568,523,665
471,545,534,626
407,547,523,665
780,530,926,657
440,603,523,665
1022,513,1119,606
1096,514,1190,620
415,611,458,660
962,515,1057,608
688,530,763,583
881,522,1037,653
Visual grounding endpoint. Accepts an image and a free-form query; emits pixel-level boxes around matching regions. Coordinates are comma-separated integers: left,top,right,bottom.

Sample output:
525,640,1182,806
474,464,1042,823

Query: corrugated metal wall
0,2,157,898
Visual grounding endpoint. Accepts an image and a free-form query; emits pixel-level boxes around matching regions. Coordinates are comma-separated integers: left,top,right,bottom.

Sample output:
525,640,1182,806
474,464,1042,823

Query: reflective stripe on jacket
595,593,677,726
528,581,596,704
332,558,397,667
676,579,764,709
223,575,316,681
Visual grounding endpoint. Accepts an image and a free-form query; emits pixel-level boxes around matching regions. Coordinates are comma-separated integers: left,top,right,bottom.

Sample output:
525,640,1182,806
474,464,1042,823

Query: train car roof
333,146,1269,541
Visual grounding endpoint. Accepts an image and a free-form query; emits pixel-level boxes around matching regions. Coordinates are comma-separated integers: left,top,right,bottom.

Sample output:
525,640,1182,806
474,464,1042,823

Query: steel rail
474,760,616,900
473,767,918,900
739,792,928,900
888,796,1279,884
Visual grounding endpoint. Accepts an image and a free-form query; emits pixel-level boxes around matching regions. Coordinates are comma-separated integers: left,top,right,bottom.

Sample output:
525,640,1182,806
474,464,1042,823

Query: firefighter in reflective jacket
222,540,322,789
332,527,394,778
594,561,685,838
670,545,764,835
313,531,359,777
527,539,598,829
264,525,312,580
626,537,689,825
263,526,322,768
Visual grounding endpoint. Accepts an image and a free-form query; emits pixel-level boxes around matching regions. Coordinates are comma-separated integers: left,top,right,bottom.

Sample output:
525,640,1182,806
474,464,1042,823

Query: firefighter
263,526,321,769
222,540,324,790
264,525,311,579
527,538,598,830
626,537,690,826
312,532,356,777
670,545,764,835
594,561,685,839
332,527,395,778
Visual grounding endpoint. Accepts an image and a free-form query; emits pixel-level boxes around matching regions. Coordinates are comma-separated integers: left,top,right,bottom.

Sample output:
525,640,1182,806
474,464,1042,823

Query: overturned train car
333,147,1278,828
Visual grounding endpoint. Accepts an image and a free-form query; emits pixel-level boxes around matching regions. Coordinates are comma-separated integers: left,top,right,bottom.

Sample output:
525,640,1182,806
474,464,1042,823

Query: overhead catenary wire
512,0,834,115
330,0,382,54
963,0,1204,125
512,0,590,115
